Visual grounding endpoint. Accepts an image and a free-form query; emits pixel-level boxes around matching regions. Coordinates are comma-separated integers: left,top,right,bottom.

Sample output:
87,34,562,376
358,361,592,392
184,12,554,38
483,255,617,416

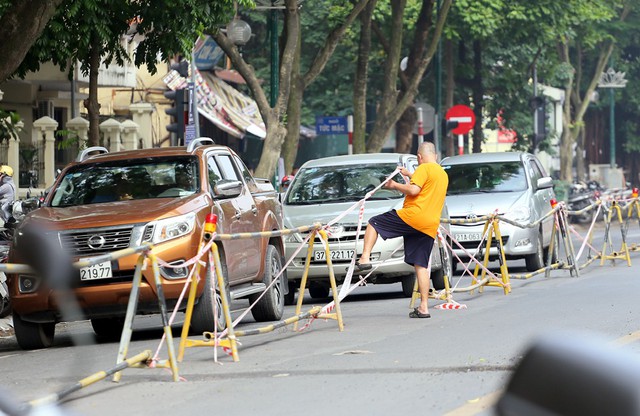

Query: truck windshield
50,156,200,207
285,163,404,205
442,161,527,195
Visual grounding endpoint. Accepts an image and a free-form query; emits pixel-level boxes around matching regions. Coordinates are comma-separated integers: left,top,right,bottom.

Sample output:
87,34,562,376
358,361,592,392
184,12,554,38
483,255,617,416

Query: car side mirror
536,177,553,190
213,179,243,198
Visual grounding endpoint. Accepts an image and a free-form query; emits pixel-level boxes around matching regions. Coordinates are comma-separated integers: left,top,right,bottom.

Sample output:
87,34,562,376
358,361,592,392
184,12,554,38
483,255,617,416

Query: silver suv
440,152,555,271
282,153,451,301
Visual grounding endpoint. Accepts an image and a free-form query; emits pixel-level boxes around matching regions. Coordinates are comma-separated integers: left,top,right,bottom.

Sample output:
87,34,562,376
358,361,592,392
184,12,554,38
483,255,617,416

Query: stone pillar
33,116,59,188
66,117,90,150
121,120,139,150
99,118,122,152
129,102,154,149
7,128,20,184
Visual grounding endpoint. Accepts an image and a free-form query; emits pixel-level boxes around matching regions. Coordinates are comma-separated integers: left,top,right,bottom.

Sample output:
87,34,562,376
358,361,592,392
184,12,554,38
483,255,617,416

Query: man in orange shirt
357,141,448,318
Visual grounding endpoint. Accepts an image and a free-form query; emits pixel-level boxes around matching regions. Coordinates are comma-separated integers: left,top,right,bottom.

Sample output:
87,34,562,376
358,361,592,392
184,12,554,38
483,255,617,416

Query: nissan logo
87,235,106,250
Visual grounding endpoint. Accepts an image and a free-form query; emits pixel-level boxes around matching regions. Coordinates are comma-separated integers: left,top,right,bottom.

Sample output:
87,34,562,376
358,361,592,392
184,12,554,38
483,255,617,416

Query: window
217,155,240,181
207,157,222,191
233,155,258,193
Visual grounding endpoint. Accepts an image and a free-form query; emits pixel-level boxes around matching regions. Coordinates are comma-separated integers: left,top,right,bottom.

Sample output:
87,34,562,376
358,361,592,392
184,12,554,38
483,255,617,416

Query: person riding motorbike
0,165,17,227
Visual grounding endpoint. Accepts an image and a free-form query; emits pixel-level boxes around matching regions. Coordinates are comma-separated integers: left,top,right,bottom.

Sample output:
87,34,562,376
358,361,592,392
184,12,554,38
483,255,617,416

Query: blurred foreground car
441,152,555,271
282,153,451,302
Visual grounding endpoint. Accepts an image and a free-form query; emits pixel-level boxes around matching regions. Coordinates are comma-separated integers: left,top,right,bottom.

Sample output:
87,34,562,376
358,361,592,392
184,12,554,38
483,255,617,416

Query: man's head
417,142,438,164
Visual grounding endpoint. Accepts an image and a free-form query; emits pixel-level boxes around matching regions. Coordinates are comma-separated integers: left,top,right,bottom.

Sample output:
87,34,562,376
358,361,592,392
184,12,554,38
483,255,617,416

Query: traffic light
441,119,459,137
171,60,189,78
529,96,546,150
164,88,186,145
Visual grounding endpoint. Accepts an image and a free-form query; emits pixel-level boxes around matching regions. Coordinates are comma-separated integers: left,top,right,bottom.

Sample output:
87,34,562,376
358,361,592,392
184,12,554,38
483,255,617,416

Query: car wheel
192,254,228,334
250,245,285,322
284,281,297,305
91,317,125,340
308,282,330,299
13,312,55,350
525,231,545,271
401,275,416,297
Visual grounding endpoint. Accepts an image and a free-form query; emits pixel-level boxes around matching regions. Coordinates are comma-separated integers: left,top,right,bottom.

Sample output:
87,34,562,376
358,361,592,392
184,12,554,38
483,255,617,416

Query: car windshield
285,163,404,205
442,161,527,194
50,156,200,207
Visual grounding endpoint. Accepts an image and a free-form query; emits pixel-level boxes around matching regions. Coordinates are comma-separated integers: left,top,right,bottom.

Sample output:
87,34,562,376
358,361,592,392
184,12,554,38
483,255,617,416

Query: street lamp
598,66,628,169
227,16,252,46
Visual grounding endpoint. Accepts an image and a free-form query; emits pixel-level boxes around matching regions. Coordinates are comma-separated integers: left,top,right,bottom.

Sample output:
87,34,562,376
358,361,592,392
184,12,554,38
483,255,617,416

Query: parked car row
6,141,556,350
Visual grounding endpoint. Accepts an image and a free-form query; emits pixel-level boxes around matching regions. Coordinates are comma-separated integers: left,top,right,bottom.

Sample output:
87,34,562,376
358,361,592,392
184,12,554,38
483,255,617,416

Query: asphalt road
1,219,639,416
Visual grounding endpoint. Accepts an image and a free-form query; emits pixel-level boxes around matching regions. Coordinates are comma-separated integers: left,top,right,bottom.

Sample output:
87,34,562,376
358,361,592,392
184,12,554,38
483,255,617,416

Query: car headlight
151,212,196,244
505,206,531,222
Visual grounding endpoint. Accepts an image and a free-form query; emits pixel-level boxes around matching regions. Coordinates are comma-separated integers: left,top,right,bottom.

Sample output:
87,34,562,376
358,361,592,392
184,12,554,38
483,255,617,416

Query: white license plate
455,233,482,242
314,250,355,262
80,258,113,281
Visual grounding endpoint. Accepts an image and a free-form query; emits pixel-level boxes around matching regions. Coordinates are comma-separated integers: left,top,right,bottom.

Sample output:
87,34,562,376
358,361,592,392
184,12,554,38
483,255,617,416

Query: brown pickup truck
8,138,286,349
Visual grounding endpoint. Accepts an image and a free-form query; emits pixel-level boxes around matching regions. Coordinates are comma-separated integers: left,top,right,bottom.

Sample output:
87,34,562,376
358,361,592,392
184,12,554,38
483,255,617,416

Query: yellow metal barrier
113,248,180,382
600,200,631,267
30,350,152,407
624,198,640,252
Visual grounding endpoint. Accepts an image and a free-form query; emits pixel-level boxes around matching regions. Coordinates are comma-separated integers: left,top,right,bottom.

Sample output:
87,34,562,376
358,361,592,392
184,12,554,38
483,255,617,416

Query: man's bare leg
415,264,430,314
358,225,379,264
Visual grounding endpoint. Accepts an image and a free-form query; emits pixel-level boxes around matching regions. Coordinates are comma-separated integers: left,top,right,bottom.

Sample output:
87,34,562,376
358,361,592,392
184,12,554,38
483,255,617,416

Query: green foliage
13,0,251,79
55,129,85,151
0,109,22,142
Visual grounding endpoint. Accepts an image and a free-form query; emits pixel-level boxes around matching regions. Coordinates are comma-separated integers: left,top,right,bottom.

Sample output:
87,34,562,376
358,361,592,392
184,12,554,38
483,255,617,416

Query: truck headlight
151,212,196,244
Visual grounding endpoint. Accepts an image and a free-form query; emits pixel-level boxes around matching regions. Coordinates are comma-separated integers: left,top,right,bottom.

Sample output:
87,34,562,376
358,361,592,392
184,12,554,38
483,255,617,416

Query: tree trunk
0,0,63,81
365,0,406,152
575,125,586,181
471,40,483,153
282,18,303,175
87,38,102,147
445,39,455,157
352,0,376,154
255,117,287,179
395,107,416,153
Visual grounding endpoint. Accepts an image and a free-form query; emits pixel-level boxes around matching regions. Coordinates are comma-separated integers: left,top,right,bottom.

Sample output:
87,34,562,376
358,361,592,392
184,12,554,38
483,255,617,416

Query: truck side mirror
213,179,243,198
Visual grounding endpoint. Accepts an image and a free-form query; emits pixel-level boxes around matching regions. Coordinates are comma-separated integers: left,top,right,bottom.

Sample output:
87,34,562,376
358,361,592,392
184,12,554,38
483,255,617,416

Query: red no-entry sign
445,105,476,135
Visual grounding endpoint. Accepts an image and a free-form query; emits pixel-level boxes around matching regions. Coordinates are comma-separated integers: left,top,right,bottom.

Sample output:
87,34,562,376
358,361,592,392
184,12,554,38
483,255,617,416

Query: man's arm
384,180,421,196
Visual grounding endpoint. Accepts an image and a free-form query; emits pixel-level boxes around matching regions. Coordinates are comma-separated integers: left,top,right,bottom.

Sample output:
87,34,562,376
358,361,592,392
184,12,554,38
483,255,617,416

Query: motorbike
0,243,10,318
0,196,42,317
567,181,597,224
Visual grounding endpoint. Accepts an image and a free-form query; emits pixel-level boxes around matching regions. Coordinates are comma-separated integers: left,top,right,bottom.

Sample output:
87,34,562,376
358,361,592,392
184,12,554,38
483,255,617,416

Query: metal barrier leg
113,254,147,382
211,243,239,362
293,231,316,331
559,208,579,277
178,242,205,362
147,252,180,381
316,230,344,331
493,222,510,294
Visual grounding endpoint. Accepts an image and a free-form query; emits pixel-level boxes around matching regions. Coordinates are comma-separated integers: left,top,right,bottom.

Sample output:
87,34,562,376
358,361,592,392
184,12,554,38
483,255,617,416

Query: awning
163,68,266,139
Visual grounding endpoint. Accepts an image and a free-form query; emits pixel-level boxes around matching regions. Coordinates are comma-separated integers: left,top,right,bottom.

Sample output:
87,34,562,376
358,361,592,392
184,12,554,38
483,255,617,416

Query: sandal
355,261,372,271
409,308,431,319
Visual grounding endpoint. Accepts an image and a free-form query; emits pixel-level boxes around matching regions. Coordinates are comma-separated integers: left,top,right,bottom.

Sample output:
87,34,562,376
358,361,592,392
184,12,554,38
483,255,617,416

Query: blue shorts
368,210,435,268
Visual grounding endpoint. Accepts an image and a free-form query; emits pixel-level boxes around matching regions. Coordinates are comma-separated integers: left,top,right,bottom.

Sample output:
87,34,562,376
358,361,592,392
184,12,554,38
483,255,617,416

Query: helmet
0,165,13,177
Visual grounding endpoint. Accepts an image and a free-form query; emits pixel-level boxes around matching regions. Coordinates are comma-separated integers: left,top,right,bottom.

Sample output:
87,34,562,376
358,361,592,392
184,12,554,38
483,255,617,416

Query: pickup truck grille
59,226,134,257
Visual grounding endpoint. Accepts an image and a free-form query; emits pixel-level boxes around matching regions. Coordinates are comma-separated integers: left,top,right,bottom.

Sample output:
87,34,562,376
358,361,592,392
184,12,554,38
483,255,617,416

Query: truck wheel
91,317,125,340
13,313,55,350
308,282,330,299
192,256,228,334
525,231,545,271
401,275,416,297
250,245,285,322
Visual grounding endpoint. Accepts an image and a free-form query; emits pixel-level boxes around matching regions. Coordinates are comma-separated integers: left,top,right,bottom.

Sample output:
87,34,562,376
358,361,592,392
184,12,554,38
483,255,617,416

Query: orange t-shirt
397,162,448,238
